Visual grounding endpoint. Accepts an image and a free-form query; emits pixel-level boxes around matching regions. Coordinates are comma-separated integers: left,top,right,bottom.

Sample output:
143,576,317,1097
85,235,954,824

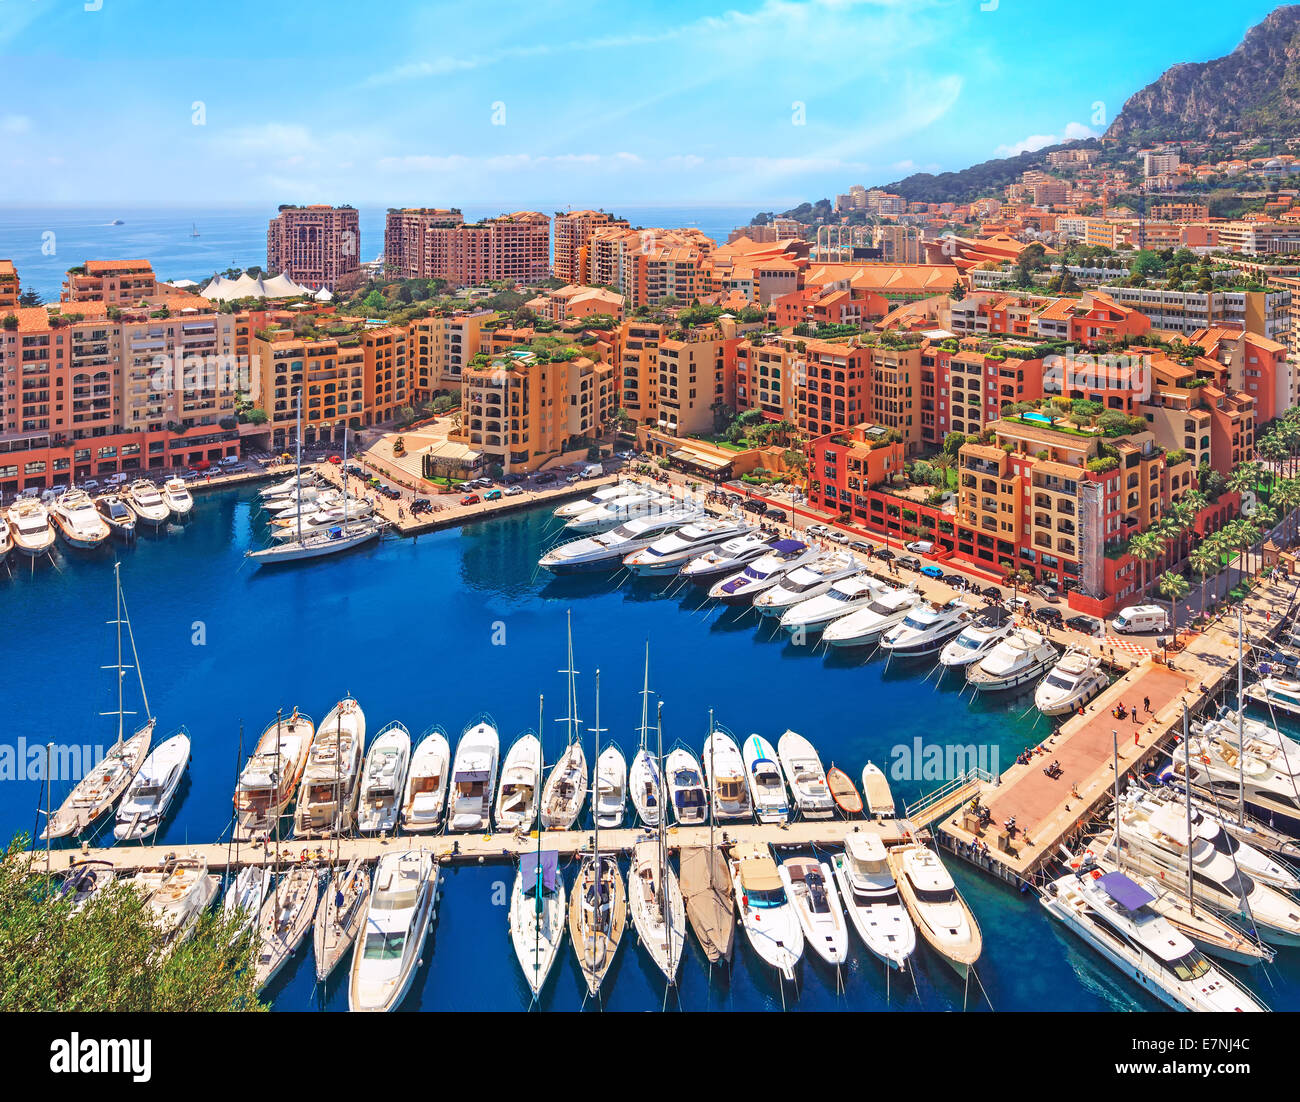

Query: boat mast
708,707,715,890
638,641,652,755
592,668,602,962
562,610,580,749
534,693,544,978
1183,703,1195,916
295,390,304,546
113,562,124,748
1237,604,1245,825
118,573,151,726
657,699,671,982
274,707,282,911
1112,726,1121,867
342,423,349,531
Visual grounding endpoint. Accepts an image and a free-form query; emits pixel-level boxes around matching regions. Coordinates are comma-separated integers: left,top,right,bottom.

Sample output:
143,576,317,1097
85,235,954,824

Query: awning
1098,871,1154,911
668,448,732,472
521,850,559,893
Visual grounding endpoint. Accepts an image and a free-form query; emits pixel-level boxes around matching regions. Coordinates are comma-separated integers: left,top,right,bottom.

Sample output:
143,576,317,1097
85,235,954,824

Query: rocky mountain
1107,5,1300,140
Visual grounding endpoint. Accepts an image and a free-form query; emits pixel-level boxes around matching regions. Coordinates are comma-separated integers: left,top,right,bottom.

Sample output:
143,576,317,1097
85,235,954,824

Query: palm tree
1003,567,1033,603
1128,529,1162,596
1272,477,1300,543
1189,544,1218,619
1157,570,1190,640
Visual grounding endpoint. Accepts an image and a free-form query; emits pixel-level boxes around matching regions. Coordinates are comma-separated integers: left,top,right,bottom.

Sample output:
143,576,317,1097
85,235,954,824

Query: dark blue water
4,487,1291,1011
0,204,759,302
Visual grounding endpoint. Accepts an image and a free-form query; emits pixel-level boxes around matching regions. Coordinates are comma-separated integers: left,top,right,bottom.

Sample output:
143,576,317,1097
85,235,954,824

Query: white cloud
0,115,32,135
994,121,1097,158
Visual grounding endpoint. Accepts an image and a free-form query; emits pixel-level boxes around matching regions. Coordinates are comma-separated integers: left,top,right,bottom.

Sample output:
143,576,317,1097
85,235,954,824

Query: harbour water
6,486,1298,1011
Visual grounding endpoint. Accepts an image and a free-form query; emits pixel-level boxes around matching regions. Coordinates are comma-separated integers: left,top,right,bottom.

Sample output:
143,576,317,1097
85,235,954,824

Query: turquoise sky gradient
0,0,1286,207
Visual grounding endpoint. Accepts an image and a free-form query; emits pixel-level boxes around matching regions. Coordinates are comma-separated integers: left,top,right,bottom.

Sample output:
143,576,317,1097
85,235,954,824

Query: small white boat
124,480,171,528
510,849,566,997
349,851,438,1012
753,551,860,618
449,716,500,832
495,732,544,832
52,488,111,548
628,837,687,983
880,599,972,658
222,866,271,942
356,721,411,834
822,584,925,648
938,616,1013,669
730,842,804,980
261,472,321,500
666,746,707,825
254,866,321,989
161,477,194,519
777,730,834,820
594,744,628,829
780,857,849,966
270,499,376,538
554,482,635,519
7,498,55,555
679,531,773,584
96,494,137,540
966,627,1057,692
132,856,219,951
541,739,587,830
742,733,789,825
401,725,451,833
860,762,896,820
113,729,190,841
628,645,664,827
831,832,915,970
1035,647,1108,716
294,697,365,837
708,538,817,604
703,726,752,821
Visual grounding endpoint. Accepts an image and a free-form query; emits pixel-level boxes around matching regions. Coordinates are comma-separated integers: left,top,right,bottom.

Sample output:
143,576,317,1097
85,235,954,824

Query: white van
581,463,603,478
1112,604,1169,634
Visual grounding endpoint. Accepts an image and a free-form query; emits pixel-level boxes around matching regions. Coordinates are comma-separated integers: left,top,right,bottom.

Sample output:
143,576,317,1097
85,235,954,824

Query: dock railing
905,768,995,830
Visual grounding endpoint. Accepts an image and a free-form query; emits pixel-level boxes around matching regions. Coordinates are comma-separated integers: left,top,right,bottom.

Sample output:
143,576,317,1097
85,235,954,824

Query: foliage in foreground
0,836,265,1012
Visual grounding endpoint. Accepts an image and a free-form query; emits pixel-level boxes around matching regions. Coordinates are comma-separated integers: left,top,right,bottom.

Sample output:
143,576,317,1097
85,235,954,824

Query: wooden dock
46,818,914,875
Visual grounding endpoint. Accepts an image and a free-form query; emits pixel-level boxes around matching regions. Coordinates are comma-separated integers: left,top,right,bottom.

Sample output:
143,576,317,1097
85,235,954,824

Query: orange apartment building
585,227,715,308
616,318,665,427
553,210,630,284
409,309,496,399
655,329,737,437
734,336,799,424
919,338,1044,449
266,204,362,291
384,208,551,286
0,260,18,309
62,260,160,306
524,284,624,323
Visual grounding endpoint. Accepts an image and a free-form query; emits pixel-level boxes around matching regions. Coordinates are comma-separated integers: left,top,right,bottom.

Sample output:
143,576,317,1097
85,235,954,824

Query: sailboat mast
342,424,349,529
592,668,601,964
657,699,670,980
1183,703,1195,916
708,707,715,889
1237,604,1245,825
295,390,304,546
638,641,651,753
114,562,124,748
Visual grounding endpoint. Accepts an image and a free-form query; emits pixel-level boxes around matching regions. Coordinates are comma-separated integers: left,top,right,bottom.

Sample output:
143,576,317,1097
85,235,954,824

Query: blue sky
0,0,1286,208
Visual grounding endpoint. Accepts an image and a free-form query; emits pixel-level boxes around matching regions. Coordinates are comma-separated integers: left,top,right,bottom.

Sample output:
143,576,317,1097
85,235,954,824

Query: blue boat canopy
1097,870,1154,911
771,539,805,553
521,850,559,893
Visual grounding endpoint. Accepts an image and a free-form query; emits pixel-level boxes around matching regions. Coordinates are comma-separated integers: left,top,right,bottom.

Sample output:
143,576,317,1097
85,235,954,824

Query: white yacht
449,716,500,832
622,518,753,577
539,507,705,573
0,515,8,558
1035,648,1108,716
349,851,438,1013
888,844,982,979
261,472,322,500
753,551,861,618
270,499,375,539
703,726,752,821
495,732,543,832
776,730,834,819
401,726,452,834
96,494,137,540
563,490,670,533
821,583,924,648
1041,868,1266,1012
113,729,190,842
666,746,707,825
880,599,973,658
679,531,774,584
779,573,885,635
161,477,194,519
222,866,271,942
510,849,566,997
248,517,384,564
780,857,849,966
554,481,635,519
132,857,219,951
293,697,365,838
266,488,344,518
742,733,790,825
7,497,55,555
730,842,804,981
1245,675,1300,719
707,538,816,604
593,744,628,829
831,832,916,970
232,709,315,842
938,617,1013,670
124,479,171,528
628,836,687,984
966,627,1057,692
52,489,111,548
356,721,411,834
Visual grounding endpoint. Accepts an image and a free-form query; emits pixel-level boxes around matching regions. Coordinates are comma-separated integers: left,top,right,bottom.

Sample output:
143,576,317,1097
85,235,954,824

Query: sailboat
628,643,664,827
313,856,371,981
568,669,627,998
540,612,587,830
43,563,155,840
247,402,382,565
253,865,321,990
222,866,271,943
191,223,200,238
627,702,686,985
679,705,736,965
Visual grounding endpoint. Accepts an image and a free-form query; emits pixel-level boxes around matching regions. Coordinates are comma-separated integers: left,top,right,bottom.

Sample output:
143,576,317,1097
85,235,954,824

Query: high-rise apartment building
384,209,551,286
553,210,630,284
266,205,362,292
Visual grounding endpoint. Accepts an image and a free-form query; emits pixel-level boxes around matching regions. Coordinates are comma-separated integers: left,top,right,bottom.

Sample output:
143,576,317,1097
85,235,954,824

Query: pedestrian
1143,695,1150,713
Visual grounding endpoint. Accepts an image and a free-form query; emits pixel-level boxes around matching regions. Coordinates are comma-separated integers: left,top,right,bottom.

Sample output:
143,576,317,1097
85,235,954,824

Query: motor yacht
879,599,972,659
730,842,804,980
7,498,55,555
831,832,915,970
1035,648,1108,716
707,539,816,604
965,627,1057,692
52,489,111,548
161,477,194,519
349,851,438,1012
448,716,500,832
622,518,754,577
356,721,411,834
113,729,190,841
563,490,670,534
232,709,315,842
124,479,171,528
1174,716,1300,834
293,697,365,838
494,732,543,832
888,844,981,979
703,726,752,821
554,481,635,519
1245,675,1300,720
593,744,628,829
776,730,834,820
938,616,1013,670
742,733,790,825
401,726,452,833
665,746,707,825
821,583,923,647
752,551,860,618
96,494,137,540
778,573,885,635
539,507,705,573
679,532,774,584
270,499,375,538
780,857,849,966
132,857,219,952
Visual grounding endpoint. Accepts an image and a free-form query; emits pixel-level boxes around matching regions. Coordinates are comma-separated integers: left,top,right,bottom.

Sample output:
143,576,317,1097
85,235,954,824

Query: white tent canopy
200,271,318,302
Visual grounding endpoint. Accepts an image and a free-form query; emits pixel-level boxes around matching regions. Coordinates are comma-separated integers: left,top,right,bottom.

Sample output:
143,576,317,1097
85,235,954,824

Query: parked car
764,506,787,522
828,530,849,544
807,523,830,537
742,499,767,515
920,564,945,579
905,540,934,555
535,472,558,485
566,474,583,484
1008,596,1031,613
483,489,503,501
898,556,922,572
504,485,524,497
942,573,966,588
1066,614,1102,636
1112,604,1169,634
1033,583,1060,602
460,493,481,506
849,540,873,554
981,585,1002,601
1033,606,1063,626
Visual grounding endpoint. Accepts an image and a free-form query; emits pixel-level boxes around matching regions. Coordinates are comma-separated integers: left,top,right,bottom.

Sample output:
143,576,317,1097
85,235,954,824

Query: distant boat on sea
110,219,124,226
191,223,200,237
